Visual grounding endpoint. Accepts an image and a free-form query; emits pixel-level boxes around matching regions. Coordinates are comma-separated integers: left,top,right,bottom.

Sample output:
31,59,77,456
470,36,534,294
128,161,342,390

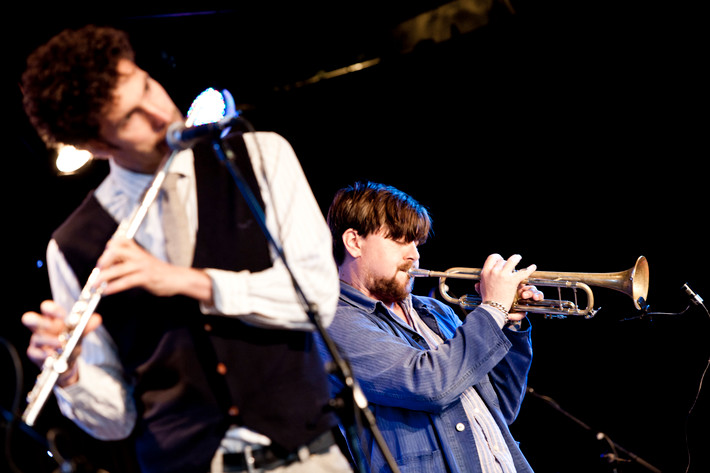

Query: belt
218,430,336,472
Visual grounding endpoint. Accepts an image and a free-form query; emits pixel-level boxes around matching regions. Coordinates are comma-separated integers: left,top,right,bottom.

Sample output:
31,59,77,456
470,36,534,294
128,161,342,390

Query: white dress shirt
48,132,339,440
400,297,516,473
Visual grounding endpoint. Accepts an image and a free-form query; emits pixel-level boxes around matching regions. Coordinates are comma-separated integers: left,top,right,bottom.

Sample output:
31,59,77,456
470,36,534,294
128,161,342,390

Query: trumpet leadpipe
408,268,481,279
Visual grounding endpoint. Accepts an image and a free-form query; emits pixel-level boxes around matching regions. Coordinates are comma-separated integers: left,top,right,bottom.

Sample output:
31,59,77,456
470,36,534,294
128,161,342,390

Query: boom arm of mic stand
210,136,401,473
527,387,662,473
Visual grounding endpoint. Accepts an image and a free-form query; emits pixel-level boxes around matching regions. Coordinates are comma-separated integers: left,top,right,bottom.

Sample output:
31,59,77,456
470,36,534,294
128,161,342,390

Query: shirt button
216,363,227,375
204,323,213,332
228,405,240,416
456,423,466,432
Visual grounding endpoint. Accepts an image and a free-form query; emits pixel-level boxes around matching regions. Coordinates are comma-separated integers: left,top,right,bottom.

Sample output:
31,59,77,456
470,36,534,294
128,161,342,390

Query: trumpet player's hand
476,254,538,321
508,283,545,322
21,300,102,387
96,237,212,303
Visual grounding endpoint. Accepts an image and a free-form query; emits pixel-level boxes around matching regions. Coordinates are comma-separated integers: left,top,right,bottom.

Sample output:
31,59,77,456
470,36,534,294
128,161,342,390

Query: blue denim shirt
317,281,534,473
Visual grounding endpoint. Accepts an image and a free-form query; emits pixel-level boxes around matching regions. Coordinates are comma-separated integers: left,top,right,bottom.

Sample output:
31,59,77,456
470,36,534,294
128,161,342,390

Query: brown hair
327,181,432,265
21,25,135,146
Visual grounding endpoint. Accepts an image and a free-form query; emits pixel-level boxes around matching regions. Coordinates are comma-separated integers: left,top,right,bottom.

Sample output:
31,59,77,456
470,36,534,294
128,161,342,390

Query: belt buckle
244,445,257,473
297,445,310,463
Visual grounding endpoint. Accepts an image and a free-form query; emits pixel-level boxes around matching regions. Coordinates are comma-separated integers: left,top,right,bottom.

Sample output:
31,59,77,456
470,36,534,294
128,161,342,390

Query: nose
141,99,173,131
405,241,420,262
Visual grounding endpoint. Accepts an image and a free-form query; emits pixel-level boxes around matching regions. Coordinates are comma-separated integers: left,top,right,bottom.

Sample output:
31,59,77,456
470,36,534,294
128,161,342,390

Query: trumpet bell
628,256,650,309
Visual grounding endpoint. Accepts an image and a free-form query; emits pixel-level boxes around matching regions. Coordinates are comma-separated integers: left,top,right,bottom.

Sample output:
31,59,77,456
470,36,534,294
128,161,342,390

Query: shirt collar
106,149,195,197
106,158,154,199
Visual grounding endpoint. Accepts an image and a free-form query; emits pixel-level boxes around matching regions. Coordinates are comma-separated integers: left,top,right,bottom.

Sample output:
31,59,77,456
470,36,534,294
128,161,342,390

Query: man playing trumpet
320,181,543,473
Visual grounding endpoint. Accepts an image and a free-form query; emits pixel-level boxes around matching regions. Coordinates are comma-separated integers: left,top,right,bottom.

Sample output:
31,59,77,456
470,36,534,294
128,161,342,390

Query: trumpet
408,256,649,319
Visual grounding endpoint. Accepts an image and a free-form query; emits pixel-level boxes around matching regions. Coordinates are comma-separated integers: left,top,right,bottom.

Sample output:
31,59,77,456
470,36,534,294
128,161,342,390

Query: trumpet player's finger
506,312,527,322
501,254,523,273
482,253,504,272
515,263,537,281
519,284,544,301
488,254,535,278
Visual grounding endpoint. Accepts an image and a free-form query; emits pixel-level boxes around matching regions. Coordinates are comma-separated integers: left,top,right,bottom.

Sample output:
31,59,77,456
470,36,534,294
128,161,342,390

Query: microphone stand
526,387,662,473
209,134,400,473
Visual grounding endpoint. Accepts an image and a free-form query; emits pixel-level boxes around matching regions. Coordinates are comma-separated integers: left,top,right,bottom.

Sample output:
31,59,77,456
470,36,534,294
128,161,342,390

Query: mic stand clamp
210,135,400,473
596,432,661,473
622,283,708,322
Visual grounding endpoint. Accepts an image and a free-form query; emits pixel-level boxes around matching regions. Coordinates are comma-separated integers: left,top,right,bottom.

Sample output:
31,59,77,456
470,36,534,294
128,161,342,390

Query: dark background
2,2,708,472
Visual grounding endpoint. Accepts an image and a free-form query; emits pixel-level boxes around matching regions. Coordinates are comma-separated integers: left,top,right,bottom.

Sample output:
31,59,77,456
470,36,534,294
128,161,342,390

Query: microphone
683,283,704,306
166,115,244,150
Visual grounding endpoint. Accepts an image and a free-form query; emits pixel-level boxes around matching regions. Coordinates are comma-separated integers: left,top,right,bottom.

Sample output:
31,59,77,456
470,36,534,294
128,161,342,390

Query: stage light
55,145,92,174
186,88,237,126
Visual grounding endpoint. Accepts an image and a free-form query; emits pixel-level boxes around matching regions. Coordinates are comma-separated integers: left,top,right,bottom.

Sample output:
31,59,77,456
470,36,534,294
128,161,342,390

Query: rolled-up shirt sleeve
54,346,137,440
201,132,339,330
46,240,137,440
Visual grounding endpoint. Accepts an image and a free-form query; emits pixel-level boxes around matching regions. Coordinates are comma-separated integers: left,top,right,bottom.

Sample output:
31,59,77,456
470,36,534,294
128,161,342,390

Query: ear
341,228,362,259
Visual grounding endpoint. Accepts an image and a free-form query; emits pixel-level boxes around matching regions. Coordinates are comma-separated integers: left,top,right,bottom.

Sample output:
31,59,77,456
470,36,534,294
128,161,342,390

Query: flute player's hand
21,300,102,387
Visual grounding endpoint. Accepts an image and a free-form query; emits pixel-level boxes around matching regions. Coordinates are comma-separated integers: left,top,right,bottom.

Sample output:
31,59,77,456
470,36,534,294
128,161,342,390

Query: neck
388,301,411,326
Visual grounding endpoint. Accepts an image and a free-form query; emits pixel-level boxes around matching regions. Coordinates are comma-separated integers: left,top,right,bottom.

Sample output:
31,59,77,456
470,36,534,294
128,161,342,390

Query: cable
1,337,25,473
612,282,708,472
683,288,709,473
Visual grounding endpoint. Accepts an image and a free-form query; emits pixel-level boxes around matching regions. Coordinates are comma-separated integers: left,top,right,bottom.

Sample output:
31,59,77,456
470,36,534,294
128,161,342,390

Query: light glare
187,88,228,126
55,145,92,174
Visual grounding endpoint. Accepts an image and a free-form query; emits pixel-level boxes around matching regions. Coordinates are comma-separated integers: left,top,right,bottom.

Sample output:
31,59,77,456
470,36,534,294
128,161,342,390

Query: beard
367,263,414,304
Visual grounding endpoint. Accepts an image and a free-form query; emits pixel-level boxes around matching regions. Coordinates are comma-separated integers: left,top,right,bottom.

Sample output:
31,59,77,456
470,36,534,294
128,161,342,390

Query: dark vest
52,134,336,473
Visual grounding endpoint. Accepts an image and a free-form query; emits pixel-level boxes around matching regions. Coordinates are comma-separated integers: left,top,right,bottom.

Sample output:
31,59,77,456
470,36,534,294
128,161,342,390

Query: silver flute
22,150,178,427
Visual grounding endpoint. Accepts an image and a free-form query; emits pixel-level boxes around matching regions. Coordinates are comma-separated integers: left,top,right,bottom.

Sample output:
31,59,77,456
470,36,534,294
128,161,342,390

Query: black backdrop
3,3,707,472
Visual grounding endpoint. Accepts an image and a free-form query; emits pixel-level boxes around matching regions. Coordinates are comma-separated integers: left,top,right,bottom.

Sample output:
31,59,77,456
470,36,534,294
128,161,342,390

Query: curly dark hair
21,25,135,146
327,181,432,265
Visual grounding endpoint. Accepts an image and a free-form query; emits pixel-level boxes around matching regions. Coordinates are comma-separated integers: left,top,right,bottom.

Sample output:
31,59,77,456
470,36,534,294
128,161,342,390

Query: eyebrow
115,71,151,128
